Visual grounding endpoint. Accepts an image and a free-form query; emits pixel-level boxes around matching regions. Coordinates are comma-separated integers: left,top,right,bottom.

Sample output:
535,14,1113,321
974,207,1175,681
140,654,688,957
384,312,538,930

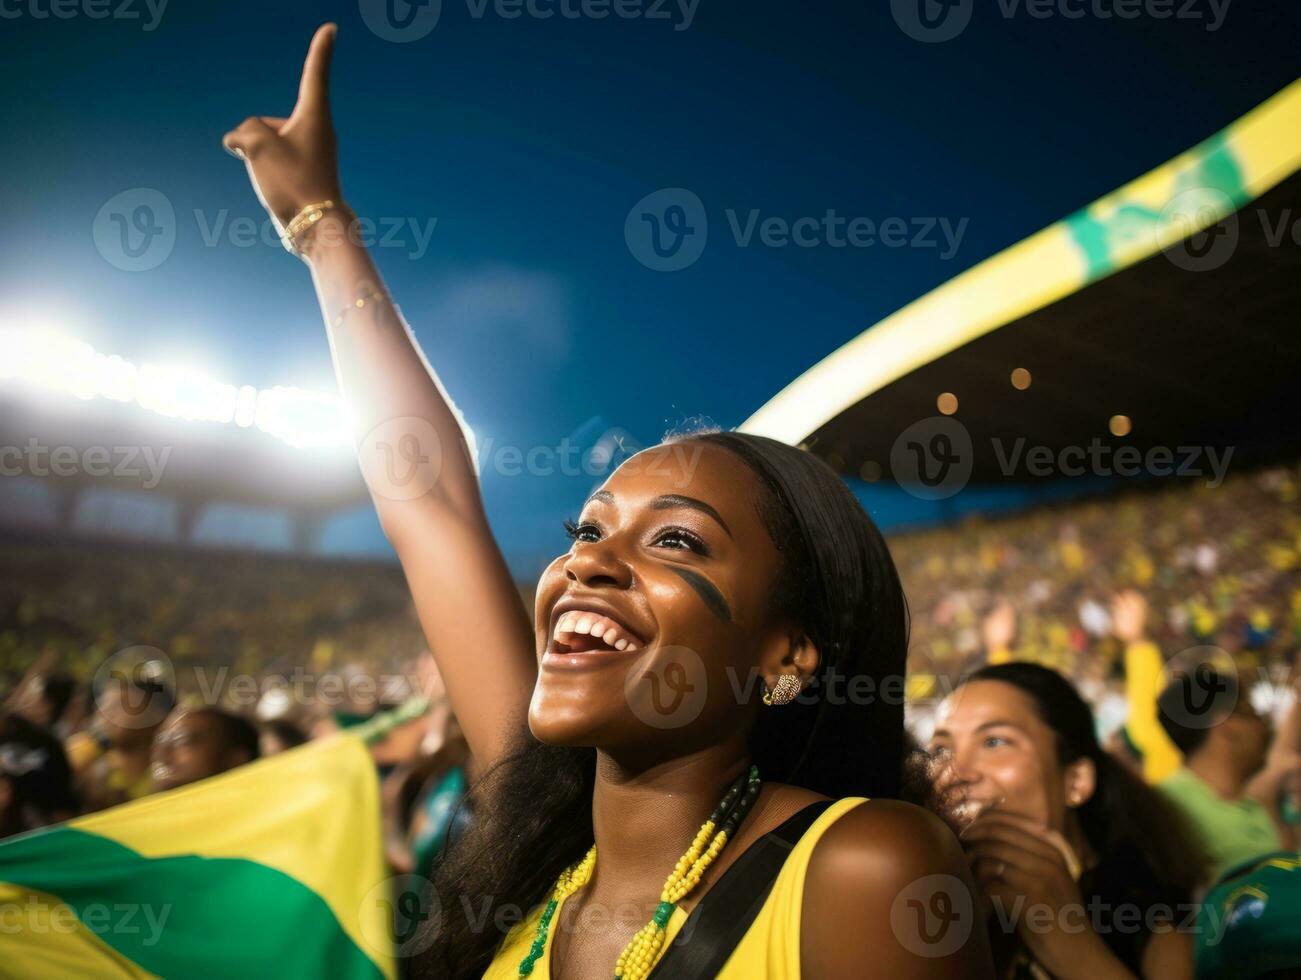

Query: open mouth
548,609,643,655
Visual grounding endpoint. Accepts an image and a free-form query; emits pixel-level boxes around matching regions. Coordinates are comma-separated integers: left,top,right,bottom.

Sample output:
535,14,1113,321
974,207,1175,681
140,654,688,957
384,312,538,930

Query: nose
941,743,983,790
562,536,633,590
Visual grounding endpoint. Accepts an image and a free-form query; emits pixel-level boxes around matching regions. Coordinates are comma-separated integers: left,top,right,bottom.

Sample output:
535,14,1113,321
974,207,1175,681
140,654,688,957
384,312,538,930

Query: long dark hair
418,431,909,978
960,663,1205,897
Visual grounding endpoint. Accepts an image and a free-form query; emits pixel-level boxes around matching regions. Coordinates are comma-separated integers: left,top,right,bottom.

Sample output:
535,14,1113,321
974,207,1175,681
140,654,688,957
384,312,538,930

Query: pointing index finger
295,23,337,119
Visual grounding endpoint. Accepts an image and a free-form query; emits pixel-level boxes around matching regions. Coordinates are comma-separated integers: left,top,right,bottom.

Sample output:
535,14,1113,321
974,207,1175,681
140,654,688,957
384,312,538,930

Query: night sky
3,1,1298,574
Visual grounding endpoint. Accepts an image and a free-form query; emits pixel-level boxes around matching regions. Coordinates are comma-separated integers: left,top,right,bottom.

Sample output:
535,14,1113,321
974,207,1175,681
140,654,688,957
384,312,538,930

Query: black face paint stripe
667,565,732,623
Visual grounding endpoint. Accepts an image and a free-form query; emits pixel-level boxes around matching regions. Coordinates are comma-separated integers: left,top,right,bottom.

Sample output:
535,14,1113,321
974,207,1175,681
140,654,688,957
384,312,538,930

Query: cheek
533,557,569,636
986,753,1052,818
640,568,748,680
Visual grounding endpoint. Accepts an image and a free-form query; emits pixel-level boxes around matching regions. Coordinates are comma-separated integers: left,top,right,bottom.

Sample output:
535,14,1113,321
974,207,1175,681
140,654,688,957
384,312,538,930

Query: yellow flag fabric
0,734,397,980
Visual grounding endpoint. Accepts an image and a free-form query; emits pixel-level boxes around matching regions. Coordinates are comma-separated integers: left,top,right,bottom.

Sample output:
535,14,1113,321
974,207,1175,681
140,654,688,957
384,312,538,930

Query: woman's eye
929,745,952,761
653,528,707,554
982,735,1009,749
563,519,601,543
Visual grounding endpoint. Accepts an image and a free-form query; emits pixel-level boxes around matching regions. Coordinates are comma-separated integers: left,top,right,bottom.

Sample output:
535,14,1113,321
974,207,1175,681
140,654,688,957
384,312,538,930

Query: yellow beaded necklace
518,765,761,980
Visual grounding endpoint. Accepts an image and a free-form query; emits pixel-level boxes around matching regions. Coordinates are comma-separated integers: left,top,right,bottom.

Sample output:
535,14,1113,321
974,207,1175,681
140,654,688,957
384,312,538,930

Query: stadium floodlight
254,385,352,450
0,327,351,451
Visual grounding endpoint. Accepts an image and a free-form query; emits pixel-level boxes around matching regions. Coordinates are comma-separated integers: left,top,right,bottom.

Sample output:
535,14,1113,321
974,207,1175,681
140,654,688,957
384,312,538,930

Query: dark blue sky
3,1,1298,574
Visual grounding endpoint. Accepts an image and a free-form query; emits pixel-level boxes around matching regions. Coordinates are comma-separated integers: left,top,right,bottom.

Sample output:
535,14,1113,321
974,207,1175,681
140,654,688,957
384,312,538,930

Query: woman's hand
1110,589,1148,645
981,600,1017,654
222,23,342,229
963,811,1131,979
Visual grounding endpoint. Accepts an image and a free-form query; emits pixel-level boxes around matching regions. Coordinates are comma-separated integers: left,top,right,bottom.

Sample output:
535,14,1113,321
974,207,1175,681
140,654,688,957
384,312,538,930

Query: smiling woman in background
928,663,1206,980
221,23,993,980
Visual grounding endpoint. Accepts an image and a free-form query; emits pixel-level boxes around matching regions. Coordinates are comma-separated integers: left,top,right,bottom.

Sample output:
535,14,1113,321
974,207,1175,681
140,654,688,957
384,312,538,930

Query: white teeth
551,609,642,650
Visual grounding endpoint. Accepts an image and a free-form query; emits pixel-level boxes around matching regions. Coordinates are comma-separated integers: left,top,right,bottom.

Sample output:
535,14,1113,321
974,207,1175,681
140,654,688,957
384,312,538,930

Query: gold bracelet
332,284,391,330
281,200,339,256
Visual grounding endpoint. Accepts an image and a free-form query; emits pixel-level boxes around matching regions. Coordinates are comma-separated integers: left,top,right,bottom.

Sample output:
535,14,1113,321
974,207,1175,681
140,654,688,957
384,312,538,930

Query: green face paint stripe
0,827,384,979
666,565,732,622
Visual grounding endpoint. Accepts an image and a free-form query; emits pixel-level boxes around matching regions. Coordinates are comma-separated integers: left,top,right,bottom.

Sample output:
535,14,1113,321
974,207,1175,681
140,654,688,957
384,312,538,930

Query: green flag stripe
0,827,384,979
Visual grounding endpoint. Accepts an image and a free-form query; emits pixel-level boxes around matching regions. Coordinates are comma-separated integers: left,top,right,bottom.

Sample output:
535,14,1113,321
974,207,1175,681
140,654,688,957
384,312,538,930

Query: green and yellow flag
0,733,398,979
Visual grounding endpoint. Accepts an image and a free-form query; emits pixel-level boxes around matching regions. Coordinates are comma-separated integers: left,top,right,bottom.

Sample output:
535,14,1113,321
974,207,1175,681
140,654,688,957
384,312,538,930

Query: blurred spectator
1111,590,1182,783
68,662,174,812
150,707,261,792
0,536,431,693
259,717,309,757
7,671,77,736
928,663,1204,979
1157,669,1299,878
379,659,471,876
0,713,77,839
894,464,1301,717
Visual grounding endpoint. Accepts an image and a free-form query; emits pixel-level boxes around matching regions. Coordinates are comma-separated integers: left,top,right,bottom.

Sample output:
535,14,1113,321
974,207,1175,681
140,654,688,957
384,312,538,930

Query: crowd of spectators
891,463,1300,727
1,464,1298,977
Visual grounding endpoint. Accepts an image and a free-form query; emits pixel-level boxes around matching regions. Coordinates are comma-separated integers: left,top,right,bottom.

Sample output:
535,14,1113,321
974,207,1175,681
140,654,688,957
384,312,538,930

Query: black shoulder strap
647,800,835,979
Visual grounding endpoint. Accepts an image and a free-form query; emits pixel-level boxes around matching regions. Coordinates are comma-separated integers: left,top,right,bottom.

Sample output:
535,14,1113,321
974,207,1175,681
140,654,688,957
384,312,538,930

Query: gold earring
762,674,801,706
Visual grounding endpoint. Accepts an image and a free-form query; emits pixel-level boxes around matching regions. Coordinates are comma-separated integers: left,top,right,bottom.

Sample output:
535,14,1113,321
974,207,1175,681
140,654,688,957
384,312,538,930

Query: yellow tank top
483,796,867,979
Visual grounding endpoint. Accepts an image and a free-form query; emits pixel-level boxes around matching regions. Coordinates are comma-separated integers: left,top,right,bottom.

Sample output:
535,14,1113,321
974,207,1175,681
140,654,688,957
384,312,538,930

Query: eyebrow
583,491,734,539
932,720,1029,740
650,494,733,538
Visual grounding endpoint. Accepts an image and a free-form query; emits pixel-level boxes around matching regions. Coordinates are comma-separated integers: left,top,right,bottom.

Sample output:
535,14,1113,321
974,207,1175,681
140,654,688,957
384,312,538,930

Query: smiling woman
222,23,992,980
927,664,1206,980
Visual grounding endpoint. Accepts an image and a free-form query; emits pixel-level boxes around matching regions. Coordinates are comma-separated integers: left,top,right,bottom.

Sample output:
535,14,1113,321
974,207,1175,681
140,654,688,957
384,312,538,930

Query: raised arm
222,24,536,769
1246,659,1301,848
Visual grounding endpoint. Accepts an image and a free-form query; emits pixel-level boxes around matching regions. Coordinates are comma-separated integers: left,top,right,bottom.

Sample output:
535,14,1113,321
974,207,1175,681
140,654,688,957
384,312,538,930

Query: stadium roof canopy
741,81,1301,486
0,393,365,515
